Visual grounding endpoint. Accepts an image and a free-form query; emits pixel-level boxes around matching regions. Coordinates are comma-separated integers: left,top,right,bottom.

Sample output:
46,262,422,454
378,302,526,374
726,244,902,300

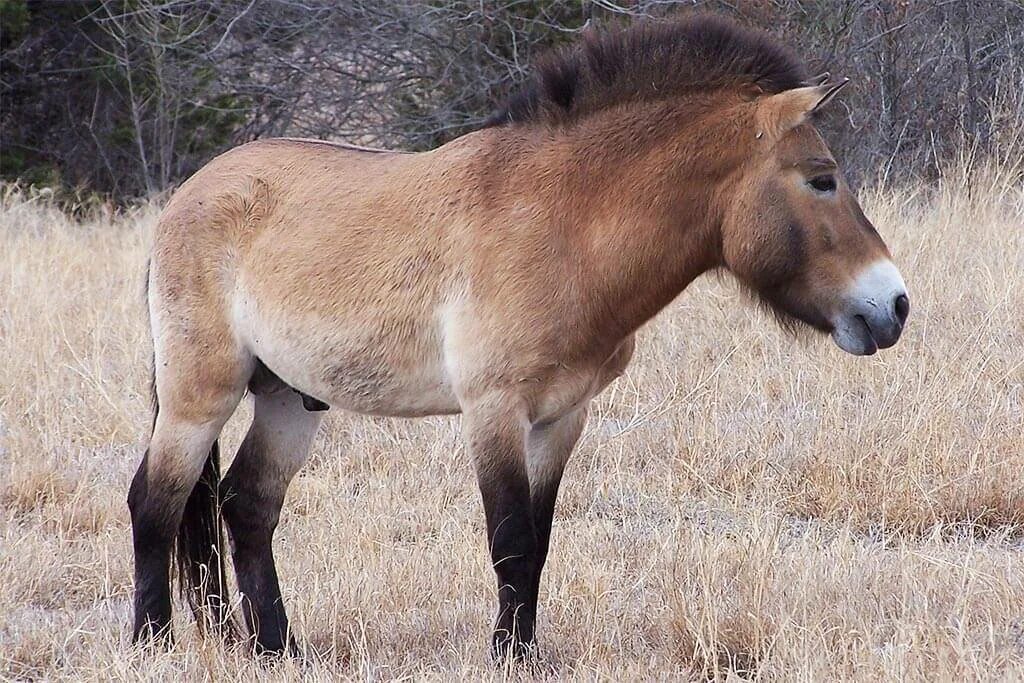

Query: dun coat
129,14,909,658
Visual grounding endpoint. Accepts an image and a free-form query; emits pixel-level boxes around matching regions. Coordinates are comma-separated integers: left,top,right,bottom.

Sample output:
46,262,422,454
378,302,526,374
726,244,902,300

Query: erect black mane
484,14,808,128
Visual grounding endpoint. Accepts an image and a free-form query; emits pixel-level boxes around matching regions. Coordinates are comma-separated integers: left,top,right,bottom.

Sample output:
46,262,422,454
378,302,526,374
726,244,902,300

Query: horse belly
317,352,460,417
235,298,460,417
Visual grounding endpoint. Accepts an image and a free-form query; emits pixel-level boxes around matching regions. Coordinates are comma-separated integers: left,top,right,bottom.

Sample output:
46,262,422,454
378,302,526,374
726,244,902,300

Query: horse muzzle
830,260,909,356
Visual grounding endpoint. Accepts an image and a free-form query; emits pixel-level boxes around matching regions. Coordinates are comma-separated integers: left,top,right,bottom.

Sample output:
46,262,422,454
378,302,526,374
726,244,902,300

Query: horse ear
810,78,850,112
807,71,831,87
755,79,850,140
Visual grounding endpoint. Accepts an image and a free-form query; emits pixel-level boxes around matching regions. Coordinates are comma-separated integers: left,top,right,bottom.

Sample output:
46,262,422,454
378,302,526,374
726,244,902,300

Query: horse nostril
894,293,910,325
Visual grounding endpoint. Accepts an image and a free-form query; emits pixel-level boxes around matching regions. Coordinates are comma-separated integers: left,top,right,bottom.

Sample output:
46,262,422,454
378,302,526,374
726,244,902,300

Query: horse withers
129,15,909,659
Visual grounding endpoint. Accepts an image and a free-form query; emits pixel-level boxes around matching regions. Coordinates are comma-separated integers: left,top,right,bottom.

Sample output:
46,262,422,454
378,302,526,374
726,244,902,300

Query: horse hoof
246,635,304,659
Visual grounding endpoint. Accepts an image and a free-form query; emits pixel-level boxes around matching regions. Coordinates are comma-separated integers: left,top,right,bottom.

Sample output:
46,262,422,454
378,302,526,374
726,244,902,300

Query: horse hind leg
128,354,248,644
221,385,322,655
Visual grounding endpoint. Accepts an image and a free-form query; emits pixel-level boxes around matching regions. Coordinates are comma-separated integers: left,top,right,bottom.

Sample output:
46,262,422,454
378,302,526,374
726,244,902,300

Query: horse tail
175,438,232,635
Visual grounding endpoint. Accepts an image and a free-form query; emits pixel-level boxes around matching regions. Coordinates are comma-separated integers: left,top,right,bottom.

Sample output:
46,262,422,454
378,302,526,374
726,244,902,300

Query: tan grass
0,168,1022,681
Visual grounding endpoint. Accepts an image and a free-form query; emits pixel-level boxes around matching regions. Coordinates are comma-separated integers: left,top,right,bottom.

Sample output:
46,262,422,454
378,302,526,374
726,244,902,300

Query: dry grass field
1,160,1022,681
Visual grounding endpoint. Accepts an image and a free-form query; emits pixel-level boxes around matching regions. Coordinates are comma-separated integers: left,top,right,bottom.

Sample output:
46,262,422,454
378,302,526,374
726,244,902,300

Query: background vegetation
2,0,1023,202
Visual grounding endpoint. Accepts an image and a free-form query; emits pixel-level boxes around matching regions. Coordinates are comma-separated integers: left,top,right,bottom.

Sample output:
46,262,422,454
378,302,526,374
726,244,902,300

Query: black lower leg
227,527,292,654
129,454,175,644
522,411,583,629
478,461,538,659
221,444,294,655
526,479,562,617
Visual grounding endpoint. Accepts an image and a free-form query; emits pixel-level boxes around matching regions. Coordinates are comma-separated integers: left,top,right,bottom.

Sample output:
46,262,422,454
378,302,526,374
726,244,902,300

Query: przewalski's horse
129,15,909,658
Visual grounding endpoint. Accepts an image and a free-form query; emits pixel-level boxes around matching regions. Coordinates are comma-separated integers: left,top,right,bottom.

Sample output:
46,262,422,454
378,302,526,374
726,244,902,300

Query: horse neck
547,103,744,342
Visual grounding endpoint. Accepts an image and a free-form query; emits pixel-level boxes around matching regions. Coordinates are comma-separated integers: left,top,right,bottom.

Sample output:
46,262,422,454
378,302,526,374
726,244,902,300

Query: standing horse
129,15,909,658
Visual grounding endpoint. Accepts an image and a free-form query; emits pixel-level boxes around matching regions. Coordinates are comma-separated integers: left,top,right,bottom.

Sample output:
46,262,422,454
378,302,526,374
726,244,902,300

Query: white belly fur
232,289,460,417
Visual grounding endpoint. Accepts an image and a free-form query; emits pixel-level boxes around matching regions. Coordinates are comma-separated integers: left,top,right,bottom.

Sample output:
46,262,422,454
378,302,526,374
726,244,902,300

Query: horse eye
808,175,837,193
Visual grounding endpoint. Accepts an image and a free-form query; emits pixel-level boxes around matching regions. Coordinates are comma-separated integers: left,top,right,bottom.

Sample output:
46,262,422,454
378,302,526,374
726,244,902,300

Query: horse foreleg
525,407,587,629
463,397,537,660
